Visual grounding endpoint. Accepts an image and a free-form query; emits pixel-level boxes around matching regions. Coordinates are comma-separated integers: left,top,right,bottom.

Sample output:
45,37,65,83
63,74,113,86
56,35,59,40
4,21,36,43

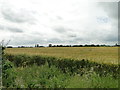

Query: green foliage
2,54,119,88
5,54,119,78
8,63,70,88
67,72,118,88
2,61,118,88
2,60,17,87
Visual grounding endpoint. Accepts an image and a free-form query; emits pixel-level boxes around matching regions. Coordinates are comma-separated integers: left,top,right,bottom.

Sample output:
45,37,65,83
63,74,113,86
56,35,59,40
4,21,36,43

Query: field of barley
6,47,118,65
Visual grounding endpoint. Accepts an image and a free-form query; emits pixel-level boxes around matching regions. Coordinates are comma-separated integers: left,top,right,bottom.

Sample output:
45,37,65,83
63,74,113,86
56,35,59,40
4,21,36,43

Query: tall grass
2,60,119,88
67,73,118,88
2,54,119,88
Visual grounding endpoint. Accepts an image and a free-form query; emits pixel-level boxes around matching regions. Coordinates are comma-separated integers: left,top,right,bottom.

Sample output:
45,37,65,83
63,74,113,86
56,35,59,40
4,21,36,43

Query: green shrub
5,54,119,78
2,60,17,87
2,54,119,88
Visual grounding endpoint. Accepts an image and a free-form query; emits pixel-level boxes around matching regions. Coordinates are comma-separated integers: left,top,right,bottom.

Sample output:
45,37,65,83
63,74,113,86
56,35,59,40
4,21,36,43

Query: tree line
48,43,120,47
5,43,119,48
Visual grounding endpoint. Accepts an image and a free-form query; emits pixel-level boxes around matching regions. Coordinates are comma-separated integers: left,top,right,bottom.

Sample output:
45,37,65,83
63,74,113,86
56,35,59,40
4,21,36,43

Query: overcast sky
0,0,119,46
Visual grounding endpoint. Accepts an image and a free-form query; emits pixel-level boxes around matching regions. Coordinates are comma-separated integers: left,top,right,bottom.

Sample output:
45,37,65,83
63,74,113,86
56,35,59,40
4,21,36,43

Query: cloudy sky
0,0,119,46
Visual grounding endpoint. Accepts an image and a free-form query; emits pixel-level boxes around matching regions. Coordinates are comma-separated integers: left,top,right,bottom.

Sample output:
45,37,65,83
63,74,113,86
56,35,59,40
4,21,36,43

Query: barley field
6,47,118,65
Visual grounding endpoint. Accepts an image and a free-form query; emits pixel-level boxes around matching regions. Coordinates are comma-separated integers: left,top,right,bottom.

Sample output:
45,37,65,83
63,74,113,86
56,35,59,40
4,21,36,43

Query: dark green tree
49,44,52,47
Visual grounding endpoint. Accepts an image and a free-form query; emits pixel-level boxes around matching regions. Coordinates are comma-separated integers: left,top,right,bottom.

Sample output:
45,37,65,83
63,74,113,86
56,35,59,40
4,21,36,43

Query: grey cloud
0,25,23,33
47,38,80,45
7,27,23,33
90,31,117,42
72,28,118,44
11,36,46,46
105,36,118,42
97,2,118,20
57,16,63,20
68,34,77,38
54,26,73,33
118,1,120,44
118,1,120,19
0,1,118,46
1,8,35,23
54,26,77,38
98,2,118,44
104,31,118,42
96,33,117,42
74,37,86,41
0,25,4,30
54,27,67,33
47,38,63,43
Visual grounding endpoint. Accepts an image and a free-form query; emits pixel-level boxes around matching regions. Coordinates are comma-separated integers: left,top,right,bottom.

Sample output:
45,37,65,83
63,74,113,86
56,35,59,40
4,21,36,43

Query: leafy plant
2,60,17,87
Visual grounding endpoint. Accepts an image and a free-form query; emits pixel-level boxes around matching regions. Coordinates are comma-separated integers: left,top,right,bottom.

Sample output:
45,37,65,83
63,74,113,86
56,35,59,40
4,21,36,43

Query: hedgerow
2,54,119,88
4,54,119,78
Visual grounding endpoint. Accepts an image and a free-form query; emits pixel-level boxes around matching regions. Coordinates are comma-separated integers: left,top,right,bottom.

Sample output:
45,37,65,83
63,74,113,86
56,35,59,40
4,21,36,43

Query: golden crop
5,47,118,65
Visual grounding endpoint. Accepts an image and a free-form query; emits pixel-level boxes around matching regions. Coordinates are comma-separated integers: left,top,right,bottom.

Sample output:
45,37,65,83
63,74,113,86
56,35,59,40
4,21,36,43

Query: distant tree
115,43,118,46
7,46,13,48
91,44,95,47
84,44,88,47
18,46,25,48
79,45,83,47
52,45,56,47
49,44,52,47
35,44,39,47
36,44,39,47
60,45,63,47
21,46,25,48
96,45,100,47
101,44,106,47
